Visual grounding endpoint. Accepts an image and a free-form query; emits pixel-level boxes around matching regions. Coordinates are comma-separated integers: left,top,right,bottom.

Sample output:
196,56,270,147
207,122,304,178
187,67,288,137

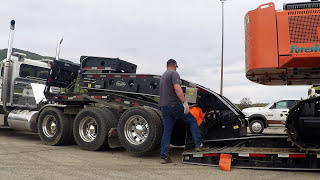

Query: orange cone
219,154,232,171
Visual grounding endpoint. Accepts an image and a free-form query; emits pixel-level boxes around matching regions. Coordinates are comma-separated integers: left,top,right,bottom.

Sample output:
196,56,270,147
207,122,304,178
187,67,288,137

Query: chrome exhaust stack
1,20,16,111
55,37,63,60
6,20,15,63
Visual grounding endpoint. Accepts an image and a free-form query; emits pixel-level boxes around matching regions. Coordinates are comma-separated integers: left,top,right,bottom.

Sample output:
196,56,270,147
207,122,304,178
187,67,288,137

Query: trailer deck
183,133,320,171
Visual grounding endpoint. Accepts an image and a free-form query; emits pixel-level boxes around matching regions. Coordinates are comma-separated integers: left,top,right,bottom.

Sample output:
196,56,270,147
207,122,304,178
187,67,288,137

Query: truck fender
36,104,68,123
248,114,268,127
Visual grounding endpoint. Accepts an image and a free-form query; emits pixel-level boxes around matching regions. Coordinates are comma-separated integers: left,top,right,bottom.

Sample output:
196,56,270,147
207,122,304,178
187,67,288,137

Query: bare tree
238,97,252,110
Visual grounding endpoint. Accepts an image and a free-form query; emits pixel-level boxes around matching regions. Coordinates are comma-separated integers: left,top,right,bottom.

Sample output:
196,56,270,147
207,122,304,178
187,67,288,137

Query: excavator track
286,97,320,152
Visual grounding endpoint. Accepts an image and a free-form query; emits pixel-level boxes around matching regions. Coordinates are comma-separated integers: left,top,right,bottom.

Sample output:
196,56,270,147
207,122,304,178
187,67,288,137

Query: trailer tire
73,107,117,151
38,107,73,146
118,107,163,154
249,119,264,134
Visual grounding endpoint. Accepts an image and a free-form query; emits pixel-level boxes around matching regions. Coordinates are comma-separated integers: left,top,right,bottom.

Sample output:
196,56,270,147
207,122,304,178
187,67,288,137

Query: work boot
160,157,172,164
195,144,209,152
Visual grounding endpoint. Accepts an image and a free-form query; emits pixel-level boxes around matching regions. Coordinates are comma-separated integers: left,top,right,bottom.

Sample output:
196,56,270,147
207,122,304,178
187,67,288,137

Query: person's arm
172,71,189,114
174,84,186,102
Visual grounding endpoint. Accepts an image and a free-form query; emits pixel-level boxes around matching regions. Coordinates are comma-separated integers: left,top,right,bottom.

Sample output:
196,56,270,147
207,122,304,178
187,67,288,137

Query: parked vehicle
242,99,300,134
308,85,320,98
0,20,246,154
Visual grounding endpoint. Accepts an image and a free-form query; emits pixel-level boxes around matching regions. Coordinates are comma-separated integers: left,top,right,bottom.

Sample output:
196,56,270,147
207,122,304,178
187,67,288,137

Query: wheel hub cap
124,115,149,145
42,115,57,138
252,122,262,133
79,117,98,142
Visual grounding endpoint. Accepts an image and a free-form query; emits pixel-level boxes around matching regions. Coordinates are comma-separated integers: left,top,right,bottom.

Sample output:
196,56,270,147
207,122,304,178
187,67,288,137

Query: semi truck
0,20,246,154
1,0,320,171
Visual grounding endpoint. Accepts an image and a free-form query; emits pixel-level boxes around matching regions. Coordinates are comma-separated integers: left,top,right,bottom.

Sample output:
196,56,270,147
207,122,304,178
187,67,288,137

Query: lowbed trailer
183,133,320,170
39,56,247,153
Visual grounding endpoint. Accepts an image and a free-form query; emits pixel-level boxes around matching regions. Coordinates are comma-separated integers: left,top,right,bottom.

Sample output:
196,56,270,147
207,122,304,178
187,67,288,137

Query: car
242,98,300,134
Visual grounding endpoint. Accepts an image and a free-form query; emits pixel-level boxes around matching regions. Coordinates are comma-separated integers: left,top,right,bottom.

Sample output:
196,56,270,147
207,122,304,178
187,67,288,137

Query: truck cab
0,53,50,109
242,98,300,134
0,52,51,132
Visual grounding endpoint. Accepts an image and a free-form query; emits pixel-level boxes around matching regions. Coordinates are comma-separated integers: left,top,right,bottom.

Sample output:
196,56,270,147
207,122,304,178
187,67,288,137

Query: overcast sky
0,0,312,103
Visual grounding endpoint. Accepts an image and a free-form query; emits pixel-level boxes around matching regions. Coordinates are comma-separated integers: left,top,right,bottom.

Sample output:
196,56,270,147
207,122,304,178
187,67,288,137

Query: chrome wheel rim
124,115,149,145
42,115,57,138
252,122,262,133
79,117,98,142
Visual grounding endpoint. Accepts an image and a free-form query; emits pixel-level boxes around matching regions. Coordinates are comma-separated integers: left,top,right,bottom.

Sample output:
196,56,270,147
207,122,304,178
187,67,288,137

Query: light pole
220,0,226,96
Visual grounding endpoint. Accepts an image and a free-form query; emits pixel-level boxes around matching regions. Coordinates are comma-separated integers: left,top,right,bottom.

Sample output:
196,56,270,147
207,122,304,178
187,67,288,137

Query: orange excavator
245,1,320,151
183,1,320,170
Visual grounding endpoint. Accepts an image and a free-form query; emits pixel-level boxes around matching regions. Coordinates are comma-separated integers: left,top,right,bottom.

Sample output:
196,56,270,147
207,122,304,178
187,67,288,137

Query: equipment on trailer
184,0,320,170
245,0,320,153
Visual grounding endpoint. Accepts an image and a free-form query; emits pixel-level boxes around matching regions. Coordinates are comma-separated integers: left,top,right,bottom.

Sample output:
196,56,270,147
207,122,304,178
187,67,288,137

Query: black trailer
183,130,320,170
35,56,320,170
37,56,247,153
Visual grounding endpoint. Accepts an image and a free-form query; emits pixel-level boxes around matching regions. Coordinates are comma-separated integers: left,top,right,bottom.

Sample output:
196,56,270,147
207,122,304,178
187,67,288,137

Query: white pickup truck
242,99,300,134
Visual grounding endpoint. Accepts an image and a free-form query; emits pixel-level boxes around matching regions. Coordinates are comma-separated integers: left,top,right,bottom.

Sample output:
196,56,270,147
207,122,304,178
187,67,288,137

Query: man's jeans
160,104,203,159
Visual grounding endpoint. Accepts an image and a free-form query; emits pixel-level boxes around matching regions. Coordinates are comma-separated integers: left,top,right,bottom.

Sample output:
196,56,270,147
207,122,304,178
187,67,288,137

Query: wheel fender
36,104,67,123
248,114,268,127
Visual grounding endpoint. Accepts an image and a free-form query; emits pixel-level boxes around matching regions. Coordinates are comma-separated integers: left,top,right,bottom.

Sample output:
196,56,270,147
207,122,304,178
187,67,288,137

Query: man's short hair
167,59,178,67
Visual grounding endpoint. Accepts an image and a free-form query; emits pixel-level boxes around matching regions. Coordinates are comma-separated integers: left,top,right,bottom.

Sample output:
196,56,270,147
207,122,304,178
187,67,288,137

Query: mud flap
108,128,122,148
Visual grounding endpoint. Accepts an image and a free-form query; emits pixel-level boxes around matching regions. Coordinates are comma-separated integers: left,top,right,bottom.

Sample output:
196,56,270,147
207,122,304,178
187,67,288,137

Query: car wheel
249,119,264,134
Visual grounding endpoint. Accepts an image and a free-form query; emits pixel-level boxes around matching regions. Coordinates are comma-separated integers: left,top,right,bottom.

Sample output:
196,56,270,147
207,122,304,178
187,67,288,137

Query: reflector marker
133,103,140,107
278,154,289,158
193,154,203,158
249,154,266,157
192,153,218,158
238,153,266,157
83,67,113,70
203,153,218,157
124,101,130,104
289,154,306,158
238,153,249,157
278,154,306,158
